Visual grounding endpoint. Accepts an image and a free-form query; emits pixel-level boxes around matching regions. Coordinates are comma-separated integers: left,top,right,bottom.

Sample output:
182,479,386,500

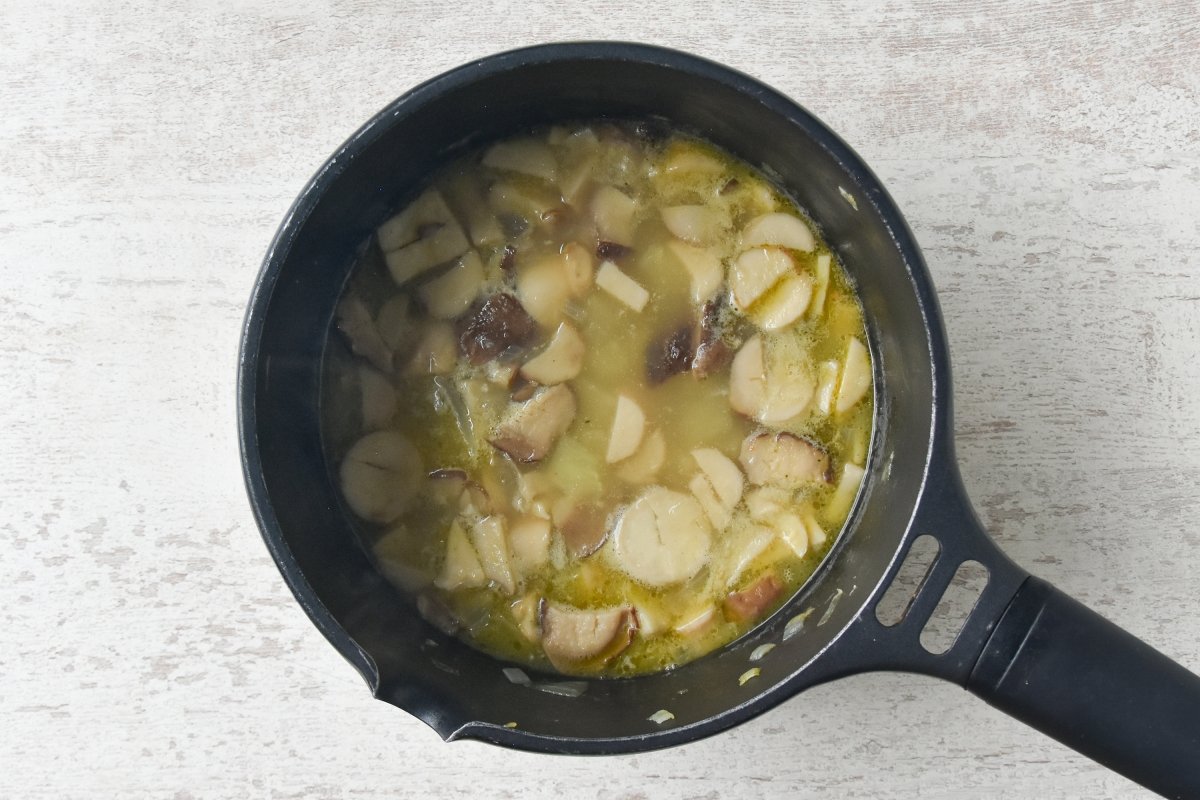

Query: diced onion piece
435,520,486,590
738,667,762,686
836,338,872,413
675,605,716,636
825,462,866,523
805,511,828,549
592,185,638,245
648,709,676,725
665,240,723,304
808,253,832,319
502,666,532,685
559,242,595,297
729,247,793,311
662,205,723,245
520,322,586,385
726,525,778,587
596,261,650,312
782,608,814,642
606,394,646,463
418,251,485,319
559,152,598,204
741,212,816,252
749,643,776,661
482,139,557,182
662,146,724,175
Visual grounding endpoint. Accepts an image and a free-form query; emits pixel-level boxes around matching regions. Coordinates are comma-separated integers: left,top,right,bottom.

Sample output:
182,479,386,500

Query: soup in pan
321,121,873,676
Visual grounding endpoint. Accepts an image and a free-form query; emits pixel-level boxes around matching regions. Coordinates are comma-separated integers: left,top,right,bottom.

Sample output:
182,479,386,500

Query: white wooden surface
3,1,1199,797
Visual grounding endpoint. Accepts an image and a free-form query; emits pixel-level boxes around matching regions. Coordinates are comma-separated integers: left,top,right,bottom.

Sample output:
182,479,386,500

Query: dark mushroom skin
559,503,609,558
646,322,694,385
456,292,539,365
691,299,732,378
724,572,783,623
596,240,633,261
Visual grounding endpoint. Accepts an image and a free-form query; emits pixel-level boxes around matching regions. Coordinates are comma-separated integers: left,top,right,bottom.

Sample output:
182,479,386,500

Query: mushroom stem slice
435,520,486,591
490,384,578,463
836,338,872,414
377,188,457,252
519,322,586,385
728,334,814,423
729,247,793,312
595,261,650,312
691,448,744,509
751,271,814,332
417,250,485,320
482,139,558,182
339,431,423,524
384,222,471,286
662,205,723,245
335,295,393,373
591,185,638,246
616,428,666,484
469,515,517,595
540,603,637,672
665,240,723,304
740,431,832,490
509,515,553,577
407,320,458,375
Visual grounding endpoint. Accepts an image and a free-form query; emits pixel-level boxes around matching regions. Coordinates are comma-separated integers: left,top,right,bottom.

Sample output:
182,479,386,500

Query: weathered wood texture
2,1,1198,798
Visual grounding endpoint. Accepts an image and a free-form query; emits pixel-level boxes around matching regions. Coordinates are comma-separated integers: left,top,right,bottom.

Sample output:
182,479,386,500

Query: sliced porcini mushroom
482,138,557,182
729,247,793,312
489,181,565,229
752,271,814,332
468,515,516,595
724,572,784,623
427,467,469,508
358,366,396,429
808,253,832,319
595,261,650,312
375,294,415,354
377,189,460,251
519,322,585,385
416,250,485,320
744,485,792,522
726,525,780,587
775,511,811,558
560,242,595,297
645,323,694,385
591,185,638,245
825,462,866,523
691,299,732,379
689,472,732,529
665,240,723,304
606,394,646,463
660,145,724,176
339,430,423,523
728,334,815,423
661,205,722,245
739,430,832,489
540,602,637,672
510,593,545,642
509,515,552,576
490,384,577,463
456,292,539,366
559,151,599,204
406,320,458,375
556,502,609,559
335,295,393,373
814,359,841,415
692,448,745,509
435,520,486,591
616,428,666,483
610,487,712,587
741,212,816,253
516,255,571,328
442,172,505,248
836,338,872,414
384,220,471,286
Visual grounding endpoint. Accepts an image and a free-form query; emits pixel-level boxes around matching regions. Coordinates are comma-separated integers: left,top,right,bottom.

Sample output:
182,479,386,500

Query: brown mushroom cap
540,603,638,672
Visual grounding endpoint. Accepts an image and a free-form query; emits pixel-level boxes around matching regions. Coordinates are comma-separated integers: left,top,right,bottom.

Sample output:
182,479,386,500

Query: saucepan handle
966,576,1200,800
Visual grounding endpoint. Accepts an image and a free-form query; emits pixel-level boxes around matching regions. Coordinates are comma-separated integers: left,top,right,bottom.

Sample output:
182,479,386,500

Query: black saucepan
238,43,1200,798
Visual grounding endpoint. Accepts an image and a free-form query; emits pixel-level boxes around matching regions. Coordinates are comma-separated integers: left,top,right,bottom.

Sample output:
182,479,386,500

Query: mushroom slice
335,295,393,373
490,384,578,463
745,485,792,522
435,519,486,591
468,515,516,595
375,294,415,353
775,511,810,559
825,462,866,523
556,502,609,559
509,515,552,576
616,429,666,484
595,261,650,312
689,472,731,529
482,138,557,182
814,359,841,416
606,395,646,463
384,221,471,286
540,603,637,672
456,293,539,366
752,271,814,332
724,572,784,623
560,242,595,297
517,253,573,327
406,320,458,375
611,487,712,587
729,247,793,312
377,188,457,251
661,205,722,245
339,431,423,524
808,253,832,319
739,431,832,490
510,593,544,642
835,338,872,414
519,322,585,385
728,334,815,423
358,366,396,430
692,299,732,379
417,250,485,320
591,185,638,246
741,212,816,253
427,468,469,509
674,604,716,636
665,240,723,304
726,525,780,587
661,145,724,176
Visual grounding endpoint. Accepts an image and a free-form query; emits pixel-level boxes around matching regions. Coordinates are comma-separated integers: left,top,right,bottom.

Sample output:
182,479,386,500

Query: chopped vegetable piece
418,250,485,319
520,322,586,385
741,212,816,252
339,431,423,523
648,709,676,724
740,431,832,489
725,573,783,622
728,334,815,423
662,205,723,245
665,240,723,304
738,667,762,686
595,261,650,312
606,395,646,463
611,487,711,586
335,295,393,373
824,462,866,523
540,603,637,672
729,247,792,312
491,384,578,463
836,338,872,413
483,139,557,182
435,520,486,590
616,428,666,484
591,185,638,245
456,293,538,365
